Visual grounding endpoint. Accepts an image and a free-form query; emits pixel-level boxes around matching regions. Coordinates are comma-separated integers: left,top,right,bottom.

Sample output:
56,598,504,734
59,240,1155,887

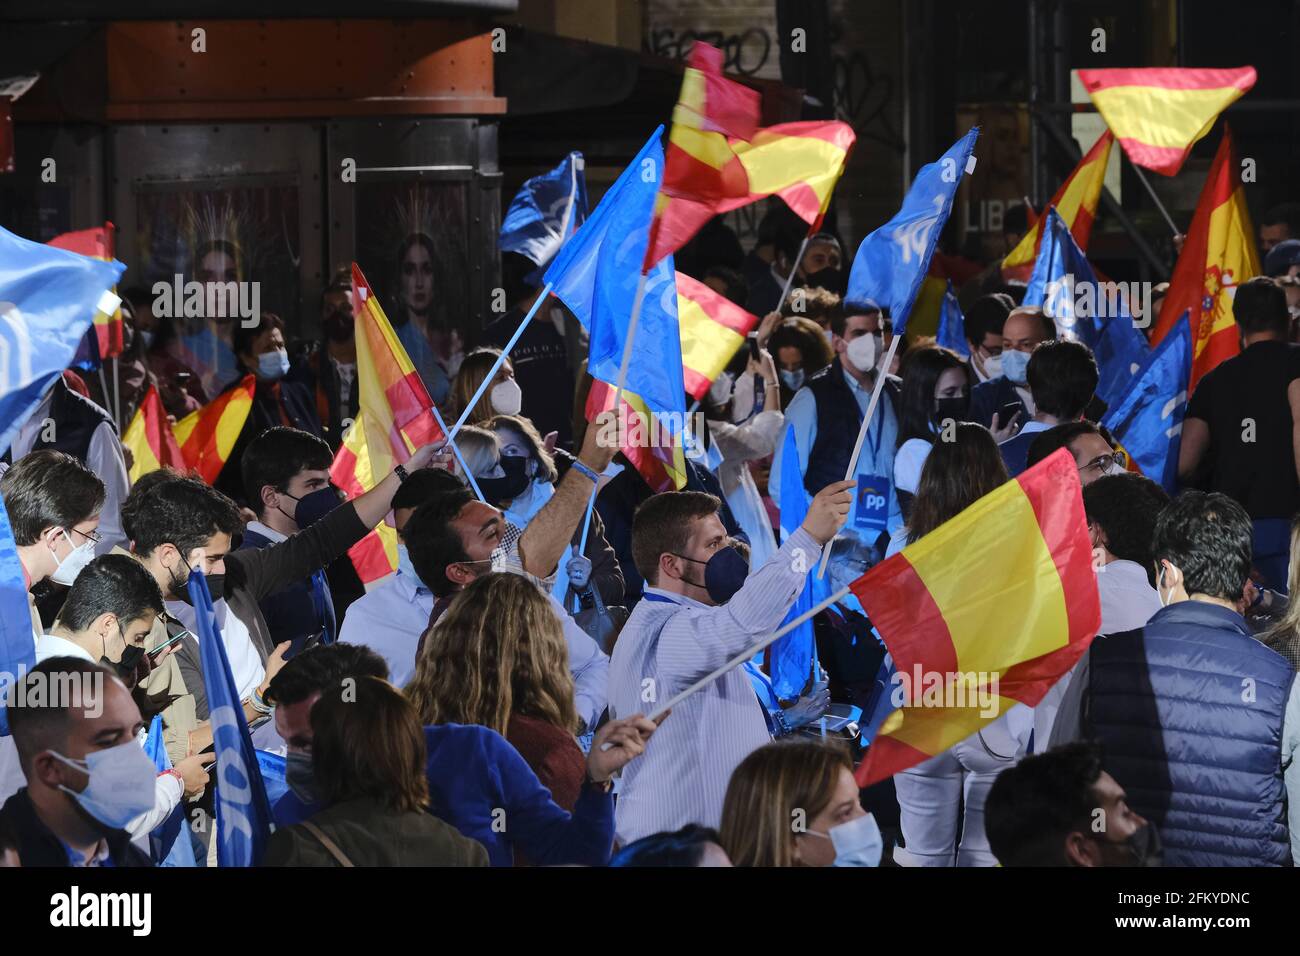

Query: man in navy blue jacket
998,339,1098,477
1049,491,1300,866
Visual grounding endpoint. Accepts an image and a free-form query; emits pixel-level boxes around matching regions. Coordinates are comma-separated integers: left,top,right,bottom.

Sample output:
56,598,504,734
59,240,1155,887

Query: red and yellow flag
677,272,758,400
1149,127,1259,389
585,380,687,493
1002,131,1112,280
1078,67,1255,176
644,42,762,271
331,264,444,583
172,376,255,485
122,385,183,482
851,449,1101,786
46,223,125,360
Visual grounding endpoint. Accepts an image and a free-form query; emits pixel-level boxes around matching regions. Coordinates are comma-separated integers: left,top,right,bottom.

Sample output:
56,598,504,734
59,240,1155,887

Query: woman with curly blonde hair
406,572,585,809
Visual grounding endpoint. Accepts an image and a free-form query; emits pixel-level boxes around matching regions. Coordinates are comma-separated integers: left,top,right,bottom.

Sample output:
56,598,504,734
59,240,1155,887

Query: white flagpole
775,233,811,314
814,332,904,579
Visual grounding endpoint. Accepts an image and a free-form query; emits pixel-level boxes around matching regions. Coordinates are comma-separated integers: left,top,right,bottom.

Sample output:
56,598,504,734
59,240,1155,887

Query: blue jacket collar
1146,599,1250,637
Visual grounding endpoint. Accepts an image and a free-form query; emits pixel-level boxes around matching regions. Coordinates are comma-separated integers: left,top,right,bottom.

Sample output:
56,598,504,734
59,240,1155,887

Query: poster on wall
134,179,301,398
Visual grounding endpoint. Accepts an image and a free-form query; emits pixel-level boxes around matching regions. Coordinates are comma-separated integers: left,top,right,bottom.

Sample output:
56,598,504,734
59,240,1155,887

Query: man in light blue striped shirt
608,479,853,845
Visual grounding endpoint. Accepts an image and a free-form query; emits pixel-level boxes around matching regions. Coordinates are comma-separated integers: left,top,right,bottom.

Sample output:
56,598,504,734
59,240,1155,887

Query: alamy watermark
890,665,1001,718
151,276,261,327
0,667,105,718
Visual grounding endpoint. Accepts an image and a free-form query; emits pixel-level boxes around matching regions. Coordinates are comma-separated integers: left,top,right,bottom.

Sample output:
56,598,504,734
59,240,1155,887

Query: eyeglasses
1079,450,1127,474
68,526,102,545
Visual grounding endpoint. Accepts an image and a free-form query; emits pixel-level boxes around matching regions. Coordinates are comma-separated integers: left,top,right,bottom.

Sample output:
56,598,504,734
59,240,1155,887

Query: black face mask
279,485,343,530
324,310,354,344
167,559,225,604
101,625,145,681
477,454,531,507
673,545,750,604
1093,822,1163,867
802,267,845,296
933,394,971,426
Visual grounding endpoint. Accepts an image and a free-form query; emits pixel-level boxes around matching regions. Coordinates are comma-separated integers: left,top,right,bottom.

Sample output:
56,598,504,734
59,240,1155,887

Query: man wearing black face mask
238,427,366,653
607,479,854,845
985,742,1161,867
288,266,359,451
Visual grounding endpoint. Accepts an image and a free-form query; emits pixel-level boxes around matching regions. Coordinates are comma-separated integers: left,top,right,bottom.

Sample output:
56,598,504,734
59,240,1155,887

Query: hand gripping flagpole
445,282,554,443
814,331,904,579
429,403,486,502
599,585,853,747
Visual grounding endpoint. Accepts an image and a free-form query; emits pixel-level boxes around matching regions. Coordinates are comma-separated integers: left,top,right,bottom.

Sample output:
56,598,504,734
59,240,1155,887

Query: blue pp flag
846,127,979,336
143,715,197,867
500,151,589,283
0,500,33,737
546,127,685,421
189,569,274,867
257,750,289,806
936,279,970,357
768,424,824,699
0,224,123,457
1101,313,1192,493
1023,207,1149,408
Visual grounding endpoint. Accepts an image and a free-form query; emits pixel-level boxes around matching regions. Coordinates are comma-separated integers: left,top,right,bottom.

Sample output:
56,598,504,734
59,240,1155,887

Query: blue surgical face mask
257,348,290,381
809,812,882,867
285,750,319,806
51,741,158,831
999,348,1031,385
779,368,805,391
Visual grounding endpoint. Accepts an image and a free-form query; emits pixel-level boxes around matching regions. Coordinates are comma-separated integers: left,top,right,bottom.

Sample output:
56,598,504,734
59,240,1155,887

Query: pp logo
859,489,886,512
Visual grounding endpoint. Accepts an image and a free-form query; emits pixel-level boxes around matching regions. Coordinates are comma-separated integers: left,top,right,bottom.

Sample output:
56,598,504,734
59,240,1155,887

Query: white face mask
490,378,523,417
845,332,880,374
51,740,158,831
51,529,96,586
983,352,1003,379
808,812,883,867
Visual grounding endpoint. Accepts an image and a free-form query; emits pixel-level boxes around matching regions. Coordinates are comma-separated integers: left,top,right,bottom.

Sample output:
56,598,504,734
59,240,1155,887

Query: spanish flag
46,223,125,361
330,264,444,583
852,449,1101,786
1149,127,1259,389
172,376,256,485
677,272,757,400
1078,67,1255,176
122,385,182,482
645,42,761,271
1002,131,1112,280
585,380,687,493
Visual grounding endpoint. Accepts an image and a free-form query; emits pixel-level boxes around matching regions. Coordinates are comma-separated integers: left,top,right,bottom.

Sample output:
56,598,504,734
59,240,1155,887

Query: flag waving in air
122,384,184,482
584,380,686,493
188,569,274,866
1022,206,1150,408
331,264,444,583
846,127,980,337
1102,314,1192,493
0,223,123,457
851,449,1102,786
1078,67,1255,176
172,376,256,484
1002,131,1112,280
46,223,126,366
1149,127,1259,389
935,279,970,358
499,151,589,279
677,272,758,400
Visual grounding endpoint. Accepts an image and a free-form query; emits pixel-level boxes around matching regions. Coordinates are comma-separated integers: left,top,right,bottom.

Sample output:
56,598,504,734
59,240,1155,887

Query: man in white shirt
607,478,853,845
339,468,463,687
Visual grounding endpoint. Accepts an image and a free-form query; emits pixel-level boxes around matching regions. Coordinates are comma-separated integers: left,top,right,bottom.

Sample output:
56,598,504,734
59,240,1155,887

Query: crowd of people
4,195,1300,870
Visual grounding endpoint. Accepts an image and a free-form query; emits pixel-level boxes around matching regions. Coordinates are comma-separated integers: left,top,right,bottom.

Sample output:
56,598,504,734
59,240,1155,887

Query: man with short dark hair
288,265,358,450
1026,419,1121,484
985,742,1157,867
0,658,154,866
238,426,362,651
1264,238,1300,280
963,293,1013,385
998,339,1099,476
1260,201,1300,254
1049,491,1300,866
337,467,465,685
1180,276,1300,591
608,478,853,844
37,554,164,670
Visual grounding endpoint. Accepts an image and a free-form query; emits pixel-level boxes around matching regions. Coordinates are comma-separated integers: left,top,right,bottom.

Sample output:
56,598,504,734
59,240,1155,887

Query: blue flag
188,570,274,867
1023,207,1149,408
142,715,197,867
1101,313,1192,493
0,224,123,456
846,128,979,336
936,279,970,357
546,127,685,421
768,424,823,699
0,500,33,737
500,151,589,284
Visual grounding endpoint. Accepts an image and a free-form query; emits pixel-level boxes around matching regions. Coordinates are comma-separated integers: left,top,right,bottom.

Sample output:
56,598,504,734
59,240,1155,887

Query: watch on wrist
394,463,410,483
583,770,614,793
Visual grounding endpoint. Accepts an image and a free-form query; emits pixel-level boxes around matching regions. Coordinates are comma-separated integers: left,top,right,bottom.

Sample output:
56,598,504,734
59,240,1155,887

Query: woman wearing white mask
464,420,624,608
701,348,784,569
451,347,526,426
719,737,883,867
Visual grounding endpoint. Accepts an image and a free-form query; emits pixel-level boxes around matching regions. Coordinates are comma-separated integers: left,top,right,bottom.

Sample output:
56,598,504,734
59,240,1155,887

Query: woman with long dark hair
392,232,461,406
892,343,969,519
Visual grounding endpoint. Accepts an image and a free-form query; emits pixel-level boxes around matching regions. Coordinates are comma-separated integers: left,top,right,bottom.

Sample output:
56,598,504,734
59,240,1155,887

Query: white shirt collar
36,633,97,663
246,520,288,543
